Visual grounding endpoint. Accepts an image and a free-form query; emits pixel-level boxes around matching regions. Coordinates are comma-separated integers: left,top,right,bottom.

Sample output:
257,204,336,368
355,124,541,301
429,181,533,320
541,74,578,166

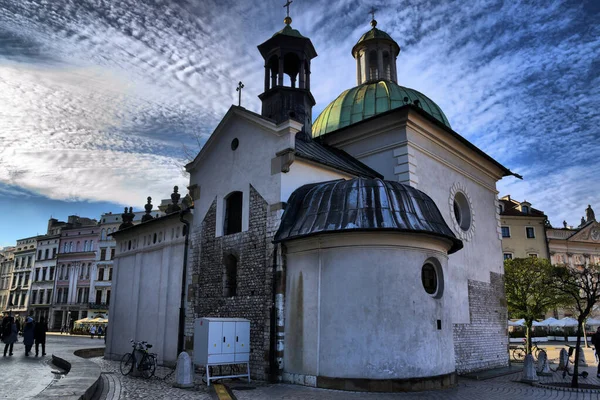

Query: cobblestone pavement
90,357,212,400
91,355,600,400
0,334,101,399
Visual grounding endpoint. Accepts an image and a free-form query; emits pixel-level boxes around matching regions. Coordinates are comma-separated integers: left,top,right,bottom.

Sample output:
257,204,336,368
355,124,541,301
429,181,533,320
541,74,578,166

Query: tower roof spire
369,7,377,28
283,0,293,25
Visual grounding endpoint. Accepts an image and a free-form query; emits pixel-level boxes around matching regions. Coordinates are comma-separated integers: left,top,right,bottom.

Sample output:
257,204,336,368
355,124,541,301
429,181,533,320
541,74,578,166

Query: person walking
97,325,103,339
15,317,21,336
34,316,48,357
22,317,35,356
2,317,17,356
90,325,96,339
592,326,600,378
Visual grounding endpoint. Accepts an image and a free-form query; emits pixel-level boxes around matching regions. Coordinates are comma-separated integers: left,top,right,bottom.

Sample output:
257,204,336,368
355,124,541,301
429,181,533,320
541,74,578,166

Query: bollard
557,348,568,371
536,350,552,376
577,346,587,366
521,354,539,382
173,352,194,389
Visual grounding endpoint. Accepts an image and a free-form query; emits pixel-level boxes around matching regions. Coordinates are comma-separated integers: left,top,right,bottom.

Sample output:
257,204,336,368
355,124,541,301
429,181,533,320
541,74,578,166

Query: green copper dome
357,28,394,45
312,80,451,138
273,24,306,38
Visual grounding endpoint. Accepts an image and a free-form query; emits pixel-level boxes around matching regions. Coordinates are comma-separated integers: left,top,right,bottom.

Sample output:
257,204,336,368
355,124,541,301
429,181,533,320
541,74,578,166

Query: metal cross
283,0,293,17
236,81,244,106
369,7,376,21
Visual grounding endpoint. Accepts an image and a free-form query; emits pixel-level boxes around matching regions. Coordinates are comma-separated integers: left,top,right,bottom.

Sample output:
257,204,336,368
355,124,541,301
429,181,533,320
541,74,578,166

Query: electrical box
193,317,251,385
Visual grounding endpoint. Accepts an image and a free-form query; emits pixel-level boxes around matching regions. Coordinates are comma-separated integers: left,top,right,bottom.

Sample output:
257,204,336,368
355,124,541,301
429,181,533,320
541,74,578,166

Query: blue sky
0,0,599,247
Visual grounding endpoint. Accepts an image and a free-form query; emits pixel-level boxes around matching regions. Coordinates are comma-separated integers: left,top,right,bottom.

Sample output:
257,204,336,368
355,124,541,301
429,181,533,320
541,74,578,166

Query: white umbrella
539,317,560,327
553,317,579,327
586,318,600,325
532,320,546,327
508,319,525,326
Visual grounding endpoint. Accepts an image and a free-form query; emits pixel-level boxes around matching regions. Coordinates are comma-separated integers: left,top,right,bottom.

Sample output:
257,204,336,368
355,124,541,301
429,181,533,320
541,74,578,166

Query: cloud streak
0,0,598,228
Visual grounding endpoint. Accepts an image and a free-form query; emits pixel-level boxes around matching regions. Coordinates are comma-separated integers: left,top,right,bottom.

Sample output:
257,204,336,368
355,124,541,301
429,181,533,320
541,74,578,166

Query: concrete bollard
536,350,552,376
521,354,539,383
557,348,568,371
577,346,587,366
173,352,194,389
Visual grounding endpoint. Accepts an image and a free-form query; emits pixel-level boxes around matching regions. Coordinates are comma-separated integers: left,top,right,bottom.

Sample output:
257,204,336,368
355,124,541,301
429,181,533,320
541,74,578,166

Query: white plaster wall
281,160,352,202
323,112,506,325
106,217,186,365
189,115,293,235
410,142,502,324
284,233,455,380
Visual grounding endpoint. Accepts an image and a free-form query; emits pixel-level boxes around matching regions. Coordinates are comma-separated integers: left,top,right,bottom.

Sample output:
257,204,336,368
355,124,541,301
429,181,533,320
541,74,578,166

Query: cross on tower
369,7,376,21
283,0,293,17
236,81,244,106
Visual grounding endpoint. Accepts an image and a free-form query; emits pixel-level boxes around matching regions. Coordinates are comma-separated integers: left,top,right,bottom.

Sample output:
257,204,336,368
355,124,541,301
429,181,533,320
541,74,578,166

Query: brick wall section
189,185,273,380
453,272,509,373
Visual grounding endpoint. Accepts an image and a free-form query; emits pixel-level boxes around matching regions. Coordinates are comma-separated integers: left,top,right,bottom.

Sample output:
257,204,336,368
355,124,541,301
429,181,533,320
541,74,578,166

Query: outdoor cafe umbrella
586,318,600,326
508,319,545,327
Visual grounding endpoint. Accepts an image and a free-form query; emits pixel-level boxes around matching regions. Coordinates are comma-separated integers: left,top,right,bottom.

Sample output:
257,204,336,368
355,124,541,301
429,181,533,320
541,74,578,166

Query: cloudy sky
0,0,598,246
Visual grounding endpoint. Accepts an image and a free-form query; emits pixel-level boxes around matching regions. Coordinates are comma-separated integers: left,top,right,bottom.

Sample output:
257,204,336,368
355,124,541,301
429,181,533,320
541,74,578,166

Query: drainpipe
273,243,286,382
177,208,192,356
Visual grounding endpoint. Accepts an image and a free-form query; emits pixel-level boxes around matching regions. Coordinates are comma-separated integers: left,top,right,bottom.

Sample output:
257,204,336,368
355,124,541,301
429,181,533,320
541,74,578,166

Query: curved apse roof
312,80,451,138
274,178,463,254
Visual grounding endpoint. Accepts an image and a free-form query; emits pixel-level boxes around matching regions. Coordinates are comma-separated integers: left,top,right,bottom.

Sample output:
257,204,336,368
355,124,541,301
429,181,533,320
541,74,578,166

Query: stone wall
453,272,509,373
189,185,273,380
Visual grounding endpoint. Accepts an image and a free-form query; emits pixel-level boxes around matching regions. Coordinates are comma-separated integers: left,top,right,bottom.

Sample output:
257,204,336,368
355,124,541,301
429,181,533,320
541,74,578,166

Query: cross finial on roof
236,81,244,106
369,7,377,27
284,0,293,18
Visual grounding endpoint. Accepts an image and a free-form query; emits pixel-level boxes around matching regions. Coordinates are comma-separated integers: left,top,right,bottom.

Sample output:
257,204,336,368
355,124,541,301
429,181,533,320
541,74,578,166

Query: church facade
181,15,518,390
106,13,518,392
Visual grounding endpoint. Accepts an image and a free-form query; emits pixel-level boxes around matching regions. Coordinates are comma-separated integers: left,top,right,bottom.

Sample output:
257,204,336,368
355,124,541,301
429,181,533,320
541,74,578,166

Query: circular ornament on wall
591,228,600,242
448,182,475,242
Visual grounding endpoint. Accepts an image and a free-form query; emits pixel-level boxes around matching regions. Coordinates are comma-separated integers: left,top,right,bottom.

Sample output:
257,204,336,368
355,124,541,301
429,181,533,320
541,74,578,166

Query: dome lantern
351,20,400,85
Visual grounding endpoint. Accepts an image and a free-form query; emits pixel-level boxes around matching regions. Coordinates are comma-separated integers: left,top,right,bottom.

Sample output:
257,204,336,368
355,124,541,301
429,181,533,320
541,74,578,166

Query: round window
231,138,239,151
421,263,438,295
453,192,471,231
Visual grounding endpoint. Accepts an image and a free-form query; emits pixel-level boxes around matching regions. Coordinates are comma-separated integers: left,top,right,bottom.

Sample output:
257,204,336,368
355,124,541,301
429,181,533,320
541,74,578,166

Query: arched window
224,191,243,235
382,51,391,80
283,52,301,88
101,229,106,241
369,50,378,80
223,254,238,297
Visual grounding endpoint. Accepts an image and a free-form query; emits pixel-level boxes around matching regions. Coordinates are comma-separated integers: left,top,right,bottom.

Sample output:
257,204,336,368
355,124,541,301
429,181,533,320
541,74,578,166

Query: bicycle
511,339,541,361
119,340,157,379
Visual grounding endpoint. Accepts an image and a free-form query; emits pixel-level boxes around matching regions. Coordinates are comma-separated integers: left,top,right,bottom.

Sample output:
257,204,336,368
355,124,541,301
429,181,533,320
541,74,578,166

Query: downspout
272,243,286,382
177,208,192,356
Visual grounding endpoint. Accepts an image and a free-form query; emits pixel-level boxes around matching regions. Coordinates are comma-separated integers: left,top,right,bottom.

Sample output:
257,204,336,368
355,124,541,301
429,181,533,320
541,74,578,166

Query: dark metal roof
295,137,382,179
274,178,463,254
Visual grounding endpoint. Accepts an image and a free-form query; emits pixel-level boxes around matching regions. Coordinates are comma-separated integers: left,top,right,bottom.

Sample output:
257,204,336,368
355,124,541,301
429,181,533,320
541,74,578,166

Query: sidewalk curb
34,347,103,400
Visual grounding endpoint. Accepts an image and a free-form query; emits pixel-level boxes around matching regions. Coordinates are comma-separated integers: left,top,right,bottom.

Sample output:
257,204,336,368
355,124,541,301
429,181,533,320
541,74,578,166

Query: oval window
231,138,239,151
453,192,471,231
421,263,438,295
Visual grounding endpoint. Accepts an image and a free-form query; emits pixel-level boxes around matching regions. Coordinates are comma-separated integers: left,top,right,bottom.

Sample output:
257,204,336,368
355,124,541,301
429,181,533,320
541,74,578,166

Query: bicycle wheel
534,347,541,360
120,353,134,376
141,355,156,379
512,347,525,361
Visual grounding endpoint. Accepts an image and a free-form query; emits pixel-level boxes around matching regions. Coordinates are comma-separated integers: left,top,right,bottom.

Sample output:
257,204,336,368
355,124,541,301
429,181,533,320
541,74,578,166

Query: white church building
106,14,518,392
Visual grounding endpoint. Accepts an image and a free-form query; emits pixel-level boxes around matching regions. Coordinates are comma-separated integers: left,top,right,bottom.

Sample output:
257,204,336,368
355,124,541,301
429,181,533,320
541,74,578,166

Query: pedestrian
592,326,600,378
90,325,96,339
2,317,17,356
61,324,65,335
34,316,48,357
97,325,103,339
15,317,21,336
23,316,35,356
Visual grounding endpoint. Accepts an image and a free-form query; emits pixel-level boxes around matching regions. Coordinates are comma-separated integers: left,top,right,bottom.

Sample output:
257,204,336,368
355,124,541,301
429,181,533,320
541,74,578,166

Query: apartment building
499,195,549,260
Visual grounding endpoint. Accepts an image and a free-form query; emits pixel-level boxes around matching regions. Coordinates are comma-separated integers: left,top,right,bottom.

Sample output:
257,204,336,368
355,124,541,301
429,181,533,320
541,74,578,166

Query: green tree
550,263,600,388
504,258,566,354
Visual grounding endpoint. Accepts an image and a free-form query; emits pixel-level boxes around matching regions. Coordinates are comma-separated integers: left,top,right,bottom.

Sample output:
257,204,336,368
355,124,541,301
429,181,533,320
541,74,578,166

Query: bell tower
257,14,317,134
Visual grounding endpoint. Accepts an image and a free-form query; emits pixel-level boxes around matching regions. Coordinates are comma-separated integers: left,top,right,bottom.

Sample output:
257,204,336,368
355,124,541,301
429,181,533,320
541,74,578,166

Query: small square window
503,253,513,260
526,227,535,238
501,226,511,238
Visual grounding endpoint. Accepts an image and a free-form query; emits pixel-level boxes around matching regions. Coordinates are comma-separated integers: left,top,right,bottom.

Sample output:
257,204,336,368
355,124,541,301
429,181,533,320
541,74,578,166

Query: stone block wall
188,185,273,380
453,272,509,373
